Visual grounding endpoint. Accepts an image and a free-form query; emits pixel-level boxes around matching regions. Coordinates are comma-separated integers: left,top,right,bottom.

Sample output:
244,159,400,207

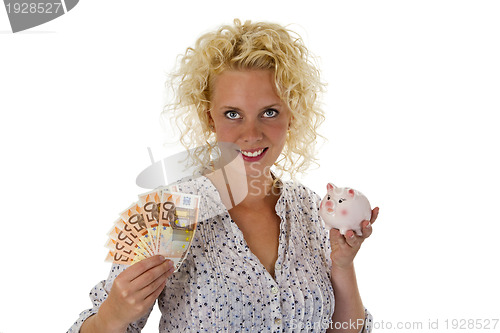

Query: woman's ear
288,115,295,131
207,110,215,132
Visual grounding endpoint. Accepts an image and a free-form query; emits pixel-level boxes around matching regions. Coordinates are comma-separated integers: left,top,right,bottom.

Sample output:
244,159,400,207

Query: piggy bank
319,183,372,236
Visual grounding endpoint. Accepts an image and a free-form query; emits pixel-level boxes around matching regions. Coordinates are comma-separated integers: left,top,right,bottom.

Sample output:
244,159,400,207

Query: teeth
241,148,265,157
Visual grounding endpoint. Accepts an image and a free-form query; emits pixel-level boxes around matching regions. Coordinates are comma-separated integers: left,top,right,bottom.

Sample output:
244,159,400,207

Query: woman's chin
243,163,273,179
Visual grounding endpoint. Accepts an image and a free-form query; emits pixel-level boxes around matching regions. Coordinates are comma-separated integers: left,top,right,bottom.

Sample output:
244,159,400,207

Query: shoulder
169,173,203,192
279,180,329,239
281,179,321,204
169,174,219,197
278,180,323,218
169,174,226,220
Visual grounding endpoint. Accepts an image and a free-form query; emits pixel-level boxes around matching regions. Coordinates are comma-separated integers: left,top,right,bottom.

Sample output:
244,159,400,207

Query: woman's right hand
89,255,175,332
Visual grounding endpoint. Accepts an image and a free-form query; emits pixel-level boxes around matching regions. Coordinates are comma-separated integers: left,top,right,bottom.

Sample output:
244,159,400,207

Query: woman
70,19,379,333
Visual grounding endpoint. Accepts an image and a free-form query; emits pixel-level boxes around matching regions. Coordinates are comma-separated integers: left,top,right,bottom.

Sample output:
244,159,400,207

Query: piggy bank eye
338,198,346,203
327,195,331,200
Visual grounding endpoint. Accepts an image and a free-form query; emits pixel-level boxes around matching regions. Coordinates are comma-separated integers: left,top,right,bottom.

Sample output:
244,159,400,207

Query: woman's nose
241,121,263,143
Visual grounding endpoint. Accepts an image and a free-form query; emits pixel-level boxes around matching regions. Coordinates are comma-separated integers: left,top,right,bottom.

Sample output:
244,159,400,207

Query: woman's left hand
329,207,379,269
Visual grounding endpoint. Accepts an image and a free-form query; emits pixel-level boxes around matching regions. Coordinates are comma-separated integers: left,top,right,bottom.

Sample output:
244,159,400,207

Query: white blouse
68,176,373,332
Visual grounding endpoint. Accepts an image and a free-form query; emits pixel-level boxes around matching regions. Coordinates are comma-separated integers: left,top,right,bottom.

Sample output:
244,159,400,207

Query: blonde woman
70,19,379,333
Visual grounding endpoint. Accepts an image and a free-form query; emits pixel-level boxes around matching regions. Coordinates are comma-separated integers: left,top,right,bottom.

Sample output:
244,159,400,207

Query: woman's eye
224,111,241,119
263,109,279,118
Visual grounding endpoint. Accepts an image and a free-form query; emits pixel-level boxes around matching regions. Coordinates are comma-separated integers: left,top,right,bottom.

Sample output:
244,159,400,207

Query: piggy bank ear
348,189,355,198
327,183,336,191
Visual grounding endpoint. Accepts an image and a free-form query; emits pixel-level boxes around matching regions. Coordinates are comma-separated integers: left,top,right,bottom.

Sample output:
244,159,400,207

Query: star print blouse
68,176,373,332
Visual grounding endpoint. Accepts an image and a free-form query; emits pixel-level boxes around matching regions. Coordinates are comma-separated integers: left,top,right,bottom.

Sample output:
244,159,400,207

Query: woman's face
208,69,291,179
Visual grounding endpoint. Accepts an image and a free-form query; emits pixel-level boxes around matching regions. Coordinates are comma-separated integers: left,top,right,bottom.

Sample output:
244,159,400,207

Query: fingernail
166,260,174,268
349,233,355,239
366,222,371,228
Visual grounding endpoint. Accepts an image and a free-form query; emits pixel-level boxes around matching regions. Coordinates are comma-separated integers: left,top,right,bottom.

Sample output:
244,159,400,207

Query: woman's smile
239,147,268,161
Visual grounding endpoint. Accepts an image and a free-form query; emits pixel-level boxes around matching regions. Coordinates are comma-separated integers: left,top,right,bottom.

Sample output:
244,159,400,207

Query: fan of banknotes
104,185,200,271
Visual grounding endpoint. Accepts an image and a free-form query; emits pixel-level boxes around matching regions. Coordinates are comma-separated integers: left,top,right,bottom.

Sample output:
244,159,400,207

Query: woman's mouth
239,147,268,161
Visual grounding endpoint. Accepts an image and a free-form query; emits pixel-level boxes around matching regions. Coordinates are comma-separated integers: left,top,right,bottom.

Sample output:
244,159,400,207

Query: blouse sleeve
67,264,154,332
360,307,373,332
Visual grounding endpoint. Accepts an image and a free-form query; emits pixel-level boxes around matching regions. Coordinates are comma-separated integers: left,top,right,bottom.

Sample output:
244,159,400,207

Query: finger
361,220,373,238
131,259,173,290
143,275,168,307
141,263,176,305
121,255,167,282
330,228,346,246
345,230,361,248
138,263,174,301
370,207,380,224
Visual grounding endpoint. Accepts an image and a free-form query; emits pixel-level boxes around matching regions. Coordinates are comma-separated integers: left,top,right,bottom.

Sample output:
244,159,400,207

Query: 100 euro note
105,186,200,271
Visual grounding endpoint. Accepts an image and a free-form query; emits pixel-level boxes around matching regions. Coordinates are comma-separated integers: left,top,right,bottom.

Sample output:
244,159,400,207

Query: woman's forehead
211,69,281,101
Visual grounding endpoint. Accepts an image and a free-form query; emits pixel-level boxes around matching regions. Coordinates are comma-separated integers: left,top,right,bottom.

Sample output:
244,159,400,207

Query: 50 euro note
158,190,199,271
104,186,200,271
137,188,163,254
105,204,156,265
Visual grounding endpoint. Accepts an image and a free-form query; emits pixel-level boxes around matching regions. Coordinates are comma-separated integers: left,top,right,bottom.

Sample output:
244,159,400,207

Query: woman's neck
238,173,280,209
202,161,282,210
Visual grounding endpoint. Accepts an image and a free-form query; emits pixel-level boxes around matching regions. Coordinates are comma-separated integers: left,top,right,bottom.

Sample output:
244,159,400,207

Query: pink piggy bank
319,183,372,236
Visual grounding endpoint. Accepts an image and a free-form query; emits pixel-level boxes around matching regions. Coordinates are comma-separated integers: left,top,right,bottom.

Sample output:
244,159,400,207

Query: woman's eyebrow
220,103,281,111
220,105,242,111
259,103,281,111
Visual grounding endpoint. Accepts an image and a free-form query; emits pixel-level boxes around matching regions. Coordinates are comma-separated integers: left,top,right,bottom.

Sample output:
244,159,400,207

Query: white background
1,1,499,332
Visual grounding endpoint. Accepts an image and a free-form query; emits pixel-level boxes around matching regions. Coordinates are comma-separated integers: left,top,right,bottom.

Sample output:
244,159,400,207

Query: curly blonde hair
162,19,325,180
